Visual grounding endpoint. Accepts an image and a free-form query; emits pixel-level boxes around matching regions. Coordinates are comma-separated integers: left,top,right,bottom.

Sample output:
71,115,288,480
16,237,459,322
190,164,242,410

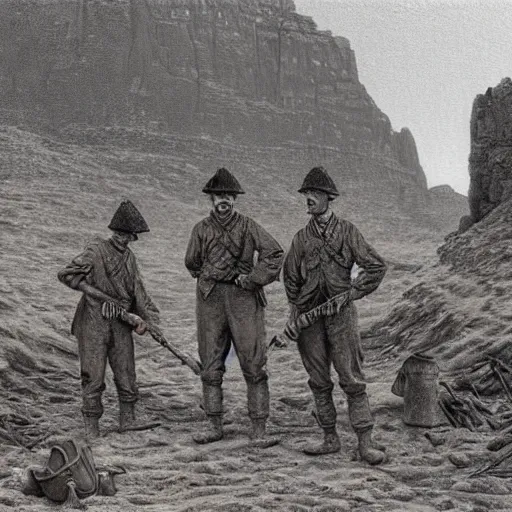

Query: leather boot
194,384,223,443
118,402,160,432
83,416,100,439
193,415,223,444
357,428,385,465
249,418,280,448
246,380,279,448
303,427,341,455
119,402,135,431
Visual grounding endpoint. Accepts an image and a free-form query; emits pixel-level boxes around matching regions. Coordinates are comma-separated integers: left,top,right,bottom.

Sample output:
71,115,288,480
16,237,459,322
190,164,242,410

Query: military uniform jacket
283,214,387,313
185,211,284,299
58,237,159,338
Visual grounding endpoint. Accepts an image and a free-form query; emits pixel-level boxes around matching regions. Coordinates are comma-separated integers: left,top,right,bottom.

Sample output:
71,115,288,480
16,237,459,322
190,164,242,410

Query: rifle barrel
148,326,202,376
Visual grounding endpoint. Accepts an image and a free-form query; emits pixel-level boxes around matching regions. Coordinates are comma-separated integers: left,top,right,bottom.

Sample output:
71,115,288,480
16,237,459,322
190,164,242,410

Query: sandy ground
0,127,509,511
2,344,510,512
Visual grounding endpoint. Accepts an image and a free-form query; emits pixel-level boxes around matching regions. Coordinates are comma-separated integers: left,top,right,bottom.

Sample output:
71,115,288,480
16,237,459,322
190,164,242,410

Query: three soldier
59,167,386,465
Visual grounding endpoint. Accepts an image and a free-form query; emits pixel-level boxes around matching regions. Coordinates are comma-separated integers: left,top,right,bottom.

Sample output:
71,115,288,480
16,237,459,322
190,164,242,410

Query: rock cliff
428,185,468,232
468,78,512,224
0,0,464,228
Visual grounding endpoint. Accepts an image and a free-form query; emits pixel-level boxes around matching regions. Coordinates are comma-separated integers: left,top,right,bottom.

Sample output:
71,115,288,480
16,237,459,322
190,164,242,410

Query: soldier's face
303,190,329,215
211,193,236,216
112,231,138,246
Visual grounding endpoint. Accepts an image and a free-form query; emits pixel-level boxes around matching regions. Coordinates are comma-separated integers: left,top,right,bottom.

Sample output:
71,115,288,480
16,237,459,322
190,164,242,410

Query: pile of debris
455,353,512,398
394,352,512,478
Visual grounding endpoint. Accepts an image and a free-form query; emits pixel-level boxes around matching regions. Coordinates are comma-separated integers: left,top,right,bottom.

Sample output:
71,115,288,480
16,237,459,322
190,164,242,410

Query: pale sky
293,0,512,195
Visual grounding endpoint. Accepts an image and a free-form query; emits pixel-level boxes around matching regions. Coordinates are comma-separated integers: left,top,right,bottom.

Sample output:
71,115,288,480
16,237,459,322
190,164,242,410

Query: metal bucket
393,353,443,428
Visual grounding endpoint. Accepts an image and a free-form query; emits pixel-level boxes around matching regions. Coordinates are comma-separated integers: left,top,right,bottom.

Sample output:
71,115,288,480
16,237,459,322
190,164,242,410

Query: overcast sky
293,0,512,195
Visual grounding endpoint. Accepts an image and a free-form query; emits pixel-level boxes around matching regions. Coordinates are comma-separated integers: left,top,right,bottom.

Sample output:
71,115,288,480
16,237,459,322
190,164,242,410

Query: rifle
101,302,202,376
76,282,202,376
272,290,351,346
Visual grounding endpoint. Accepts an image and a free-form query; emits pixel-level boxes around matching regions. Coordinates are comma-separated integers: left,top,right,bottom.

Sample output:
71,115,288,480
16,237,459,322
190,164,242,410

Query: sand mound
371,197,512,378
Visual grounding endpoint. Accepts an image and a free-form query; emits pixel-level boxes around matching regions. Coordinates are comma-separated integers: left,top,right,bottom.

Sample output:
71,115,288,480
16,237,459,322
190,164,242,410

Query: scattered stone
435,498,455,510
487,434,512,452
127,495,157,505
458,214,474,233
425,431,446,447
370,488,387,500
389,486,416,502
448,452,471,468
408,454,445,467
351,489,376,504
422,443,438,453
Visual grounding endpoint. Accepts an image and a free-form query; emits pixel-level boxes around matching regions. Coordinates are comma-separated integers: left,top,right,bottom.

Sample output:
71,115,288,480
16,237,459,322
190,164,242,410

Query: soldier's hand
271,334,288,349
134,319,148,335
349,288,365,301
289,304,300,321
235,274,256,290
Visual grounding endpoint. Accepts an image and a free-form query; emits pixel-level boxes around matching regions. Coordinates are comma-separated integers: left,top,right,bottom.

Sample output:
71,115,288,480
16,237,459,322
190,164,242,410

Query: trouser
196,283,269,419
297,302,374,432
77,317,138,418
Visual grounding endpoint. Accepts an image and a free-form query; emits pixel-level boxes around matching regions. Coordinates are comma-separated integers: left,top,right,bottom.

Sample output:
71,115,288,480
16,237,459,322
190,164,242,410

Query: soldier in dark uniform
283,167,387,464
58,200,160,438
185,168,284,447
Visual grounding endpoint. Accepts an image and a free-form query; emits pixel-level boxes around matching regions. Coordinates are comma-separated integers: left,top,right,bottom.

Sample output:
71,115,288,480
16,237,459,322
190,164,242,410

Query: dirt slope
1,126,507,511
371,197,512,380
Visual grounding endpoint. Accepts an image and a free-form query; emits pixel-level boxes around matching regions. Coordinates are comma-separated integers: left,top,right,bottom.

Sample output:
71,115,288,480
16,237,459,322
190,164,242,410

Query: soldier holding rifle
58,200,160,438
282,167,387,464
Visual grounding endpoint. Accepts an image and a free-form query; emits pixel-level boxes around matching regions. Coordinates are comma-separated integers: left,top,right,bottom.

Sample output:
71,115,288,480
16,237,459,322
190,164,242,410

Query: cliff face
1,0,373,143
427,185,468,232
0,0,466,227
468,78,512,223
